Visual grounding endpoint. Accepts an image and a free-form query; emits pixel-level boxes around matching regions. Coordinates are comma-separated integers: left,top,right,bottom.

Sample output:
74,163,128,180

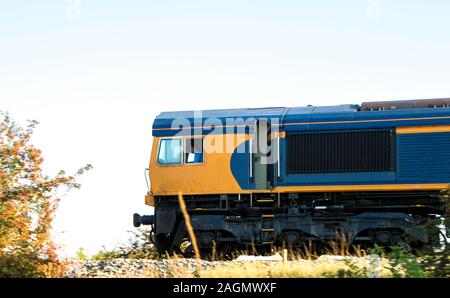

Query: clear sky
1,0,450,256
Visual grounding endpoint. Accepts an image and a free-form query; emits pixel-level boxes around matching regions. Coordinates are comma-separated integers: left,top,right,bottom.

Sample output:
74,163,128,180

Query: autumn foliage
0,112,91,277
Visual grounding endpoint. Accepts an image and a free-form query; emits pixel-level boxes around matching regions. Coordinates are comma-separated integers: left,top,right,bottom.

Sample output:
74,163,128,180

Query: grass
137,247,397,278
134,233,427,278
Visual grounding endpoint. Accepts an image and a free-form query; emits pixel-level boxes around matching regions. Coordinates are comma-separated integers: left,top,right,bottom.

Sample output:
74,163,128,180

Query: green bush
92,228,158,260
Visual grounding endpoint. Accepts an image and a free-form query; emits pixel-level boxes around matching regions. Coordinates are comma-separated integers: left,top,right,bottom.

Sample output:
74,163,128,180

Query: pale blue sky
1,0,450,256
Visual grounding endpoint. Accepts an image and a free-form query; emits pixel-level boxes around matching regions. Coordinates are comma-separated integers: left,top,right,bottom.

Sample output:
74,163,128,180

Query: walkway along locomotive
134,98,450,256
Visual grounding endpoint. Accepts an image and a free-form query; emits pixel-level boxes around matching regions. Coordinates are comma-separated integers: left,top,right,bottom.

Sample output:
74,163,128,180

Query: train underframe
135,190,449,258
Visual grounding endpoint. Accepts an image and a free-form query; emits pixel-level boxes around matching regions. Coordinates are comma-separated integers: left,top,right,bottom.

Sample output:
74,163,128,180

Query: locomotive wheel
200,242,233,260
179,238,194,258
179,238,234,260
154,234,171,256
370,230,414,252
396,238,412,252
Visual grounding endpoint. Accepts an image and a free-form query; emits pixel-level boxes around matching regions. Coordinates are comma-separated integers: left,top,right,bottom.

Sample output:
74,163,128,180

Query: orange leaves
0,112,92,277
27,148,43,165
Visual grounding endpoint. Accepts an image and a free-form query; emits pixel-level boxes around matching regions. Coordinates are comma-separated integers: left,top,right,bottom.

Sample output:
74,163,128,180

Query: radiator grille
286,130,396,174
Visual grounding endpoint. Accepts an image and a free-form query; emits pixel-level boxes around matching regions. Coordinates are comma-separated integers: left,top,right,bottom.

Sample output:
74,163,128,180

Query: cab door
253,119,270,190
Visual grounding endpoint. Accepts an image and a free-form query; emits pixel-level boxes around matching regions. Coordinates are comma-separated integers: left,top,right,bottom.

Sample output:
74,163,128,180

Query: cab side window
158,138,182,164
184,138,204,164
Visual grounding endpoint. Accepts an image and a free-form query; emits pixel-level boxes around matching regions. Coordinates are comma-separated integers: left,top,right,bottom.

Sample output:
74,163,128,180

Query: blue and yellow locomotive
134,98,450,256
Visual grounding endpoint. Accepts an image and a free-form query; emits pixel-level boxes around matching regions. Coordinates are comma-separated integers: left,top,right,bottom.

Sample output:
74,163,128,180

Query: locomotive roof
153,98,450,136
156,104,358,119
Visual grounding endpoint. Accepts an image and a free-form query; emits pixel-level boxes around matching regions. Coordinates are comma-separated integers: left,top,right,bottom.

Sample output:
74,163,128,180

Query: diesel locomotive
134,98,450,256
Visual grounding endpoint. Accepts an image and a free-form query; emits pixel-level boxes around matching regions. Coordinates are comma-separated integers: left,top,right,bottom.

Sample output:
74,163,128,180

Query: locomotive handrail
144,168,150,192
249,137,253,179
276,131,280,179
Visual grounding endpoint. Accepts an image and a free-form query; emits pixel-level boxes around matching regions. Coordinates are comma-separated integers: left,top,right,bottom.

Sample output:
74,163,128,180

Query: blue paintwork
397,132,450,183
271,132,450,189
230,140,254,190
284,172,396,185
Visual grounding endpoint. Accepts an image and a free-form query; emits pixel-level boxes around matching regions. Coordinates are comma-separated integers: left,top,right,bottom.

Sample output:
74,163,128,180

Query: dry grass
177,192,201,262
135,243,396,278
199,258,393,278
138,252,395,278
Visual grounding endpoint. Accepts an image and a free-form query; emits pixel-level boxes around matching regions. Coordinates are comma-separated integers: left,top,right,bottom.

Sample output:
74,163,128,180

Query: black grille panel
286,130,396,174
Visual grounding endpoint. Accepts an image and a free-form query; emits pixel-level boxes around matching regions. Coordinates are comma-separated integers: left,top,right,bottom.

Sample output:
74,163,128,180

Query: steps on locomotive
248,197,277,245
253,197,277,244
256,198,276,244
261,211,276,244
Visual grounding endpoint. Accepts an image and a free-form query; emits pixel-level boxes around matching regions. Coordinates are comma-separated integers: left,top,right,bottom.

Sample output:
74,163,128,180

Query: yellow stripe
267,131,286,141
396,125,450,134
274,184,449,193
152,183,449,197
262,214,275,218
